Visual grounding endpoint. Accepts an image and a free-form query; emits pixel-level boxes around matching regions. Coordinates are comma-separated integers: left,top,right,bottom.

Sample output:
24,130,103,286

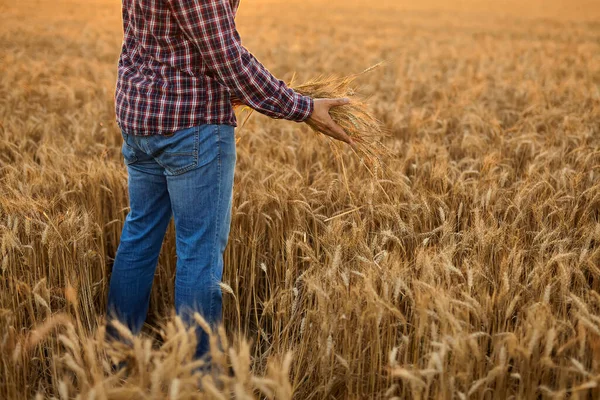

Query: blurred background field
1,0,599,398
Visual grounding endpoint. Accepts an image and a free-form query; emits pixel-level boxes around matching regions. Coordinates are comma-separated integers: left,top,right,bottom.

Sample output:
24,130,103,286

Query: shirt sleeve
166,0,314,122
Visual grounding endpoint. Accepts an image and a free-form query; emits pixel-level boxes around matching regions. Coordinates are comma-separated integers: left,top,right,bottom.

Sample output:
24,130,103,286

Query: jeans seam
122,133,139,164
194,126,199,159
139,136,150,154
209,125,222,320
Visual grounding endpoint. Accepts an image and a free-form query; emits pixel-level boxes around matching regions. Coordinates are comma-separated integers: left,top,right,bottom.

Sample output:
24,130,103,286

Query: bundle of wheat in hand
233,64,389,170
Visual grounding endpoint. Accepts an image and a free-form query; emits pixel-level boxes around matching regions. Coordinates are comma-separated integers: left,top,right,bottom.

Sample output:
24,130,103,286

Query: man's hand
306,98,356,149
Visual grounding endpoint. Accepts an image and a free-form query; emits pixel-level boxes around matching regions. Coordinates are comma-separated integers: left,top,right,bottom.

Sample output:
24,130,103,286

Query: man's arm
167,0,313,122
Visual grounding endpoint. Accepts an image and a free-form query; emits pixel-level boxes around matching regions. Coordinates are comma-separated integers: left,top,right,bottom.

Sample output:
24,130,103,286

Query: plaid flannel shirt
115,0,314,135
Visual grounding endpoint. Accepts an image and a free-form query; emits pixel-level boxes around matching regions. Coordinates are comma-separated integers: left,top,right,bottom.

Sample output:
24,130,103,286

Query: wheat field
1,0,600,398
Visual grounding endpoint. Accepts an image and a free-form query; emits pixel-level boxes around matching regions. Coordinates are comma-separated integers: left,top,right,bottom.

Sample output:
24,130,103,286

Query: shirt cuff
284,93,314,122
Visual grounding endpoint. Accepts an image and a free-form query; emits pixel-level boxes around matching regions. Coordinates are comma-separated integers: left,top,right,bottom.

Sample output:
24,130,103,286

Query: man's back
116,0,312,136
116,0,239,135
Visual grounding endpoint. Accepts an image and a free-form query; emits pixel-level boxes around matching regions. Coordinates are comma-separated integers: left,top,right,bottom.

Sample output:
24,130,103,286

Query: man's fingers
328,122,353,145
326,97,351,108
307,99,355,147
322,113,353,145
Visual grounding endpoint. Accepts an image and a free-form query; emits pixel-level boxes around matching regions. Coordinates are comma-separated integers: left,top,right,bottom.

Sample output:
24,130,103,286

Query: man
106,0,354,362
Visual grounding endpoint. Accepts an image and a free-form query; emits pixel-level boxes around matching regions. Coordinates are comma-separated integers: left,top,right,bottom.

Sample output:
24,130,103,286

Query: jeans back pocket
147,125,221,176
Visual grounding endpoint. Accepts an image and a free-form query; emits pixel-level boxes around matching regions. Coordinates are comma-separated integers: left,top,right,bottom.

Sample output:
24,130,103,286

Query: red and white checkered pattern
115,0,313,136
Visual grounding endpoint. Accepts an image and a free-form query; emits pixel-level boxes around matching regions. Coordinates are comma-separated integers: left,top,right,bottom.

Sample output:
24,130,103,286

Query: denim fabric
106,124,236,361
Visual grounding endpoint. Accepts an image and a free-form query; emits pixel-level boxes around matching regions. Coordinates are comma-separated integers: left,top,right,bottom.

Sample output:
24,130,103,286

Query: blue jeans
106,124,236,361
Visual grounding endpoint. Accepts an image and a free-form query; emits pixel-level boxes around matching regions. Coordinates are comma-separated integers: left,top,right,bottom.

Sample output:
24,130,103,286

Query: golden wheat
1,0,600,399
